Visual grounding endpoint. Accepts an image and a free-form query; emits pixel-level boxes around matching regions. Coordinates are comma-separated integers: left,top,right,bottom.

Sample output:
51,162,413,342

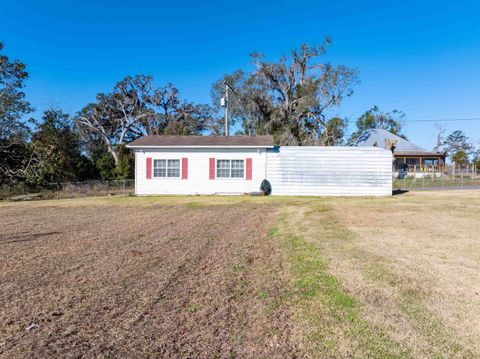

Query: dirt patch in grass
0,198,295,358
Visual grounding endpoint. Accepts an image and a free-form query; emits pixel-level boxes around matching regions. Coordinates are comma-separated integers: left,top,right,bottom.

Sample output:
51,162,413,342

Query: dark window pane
217,160,230,178
231,160,244,178
153,160,166,177
167,160,180,177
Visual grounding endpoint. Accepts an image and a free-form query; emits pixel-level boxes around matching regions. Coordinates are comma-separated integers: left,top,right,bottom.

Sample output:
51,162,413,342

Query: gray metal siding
266,147,392,196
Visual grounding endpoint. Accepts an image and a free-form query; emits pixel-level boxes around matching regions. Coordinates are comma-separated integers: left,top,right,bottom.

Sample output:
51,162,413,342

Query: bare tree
253,39,358,144
76,76,211,165
144,83,211,136
0,139,36,184
210,38,358,144
76,76,156,164
433,124,446,152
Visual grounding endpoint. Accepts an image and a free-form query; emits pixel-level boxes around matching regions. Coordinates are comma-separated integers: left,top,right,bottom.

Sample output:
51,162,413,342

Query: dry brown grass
1,191,479,358
0,197,295,358
317,190,480,358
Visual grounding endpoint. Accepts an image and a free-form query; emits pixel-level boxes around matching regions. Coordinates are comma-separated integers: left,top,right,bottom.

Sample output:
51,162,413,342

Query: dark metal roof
126,135,275,148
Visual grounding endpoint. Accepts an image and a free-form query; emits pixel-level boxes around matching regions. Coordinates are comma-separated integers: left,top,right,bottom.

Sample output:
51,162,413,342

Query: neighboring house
352,129,446,175
126,135,392,196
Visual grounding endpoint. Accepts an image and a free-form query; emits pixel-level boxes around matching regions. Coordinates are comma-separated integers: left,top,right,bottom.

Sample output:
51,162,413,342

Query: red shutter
181,158,188,179
246,158,252,180
209,158,215,180
146,157,152,179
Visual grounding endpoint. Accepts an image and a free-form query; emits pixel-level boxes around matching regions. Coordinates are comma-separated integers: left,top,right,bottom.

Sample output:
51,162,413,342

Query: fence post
422,174,425,189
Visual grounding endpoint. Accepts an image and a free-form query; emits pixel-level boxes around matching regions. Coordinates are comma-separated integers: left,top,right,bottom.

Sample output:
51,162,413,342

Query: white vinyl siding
133,146,391,196
135,149,266,195
266,147,392,196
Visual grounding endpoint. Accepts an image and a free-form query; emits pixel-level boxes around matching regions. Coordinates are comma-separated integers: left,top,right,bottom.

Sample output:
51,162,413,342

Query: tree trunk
106,143,119,165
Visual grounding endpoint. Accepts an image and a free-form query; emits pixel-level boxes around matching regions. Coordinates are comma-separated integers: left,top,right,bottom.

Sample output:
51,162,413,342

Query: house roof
352,128,446,157
126,135,275,148
393,150,446,157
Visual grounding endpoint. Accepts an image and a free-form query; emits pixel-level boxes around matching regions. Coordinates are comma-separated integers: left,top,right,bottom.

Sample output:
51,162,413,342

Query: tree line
1,39,478,188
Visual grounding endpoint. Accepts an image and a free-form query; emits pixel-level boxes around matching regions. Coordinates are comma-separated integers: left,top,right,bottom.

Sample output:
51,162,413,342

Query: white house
126,135,392,196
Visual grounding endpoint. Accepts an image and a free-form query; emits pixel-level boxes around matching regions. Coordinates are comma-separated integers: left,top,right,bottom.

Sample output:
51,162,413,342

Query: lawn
1,191,479,358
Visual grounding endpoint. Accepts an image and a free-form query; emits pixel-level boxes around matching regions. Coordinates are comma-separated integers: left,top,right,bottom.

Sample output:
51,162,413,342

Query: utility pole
222,80,251,136
224,81,229,136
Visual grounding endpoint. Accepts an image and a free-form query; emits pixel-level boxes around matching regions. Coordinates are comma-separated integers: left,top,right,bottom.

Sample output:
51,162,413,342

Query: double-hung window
153,159,180,178
217,159,244,178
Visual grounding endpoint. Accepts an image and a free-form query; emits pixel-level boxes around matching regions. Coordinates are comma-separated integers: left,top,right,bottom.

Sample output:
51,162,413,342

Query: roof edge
126,135,275,148
126,144,275,149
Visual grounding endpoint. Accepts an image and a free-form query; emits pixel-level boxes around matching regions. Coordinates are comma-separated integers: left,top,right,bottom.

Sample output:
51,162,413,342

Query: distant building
352,128,447,174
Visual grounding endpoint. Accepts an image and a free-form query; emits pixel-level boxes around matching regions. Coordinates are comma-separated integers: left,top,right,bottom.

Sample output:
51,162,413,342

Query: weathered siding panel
134,148,267,195
266,147,392,196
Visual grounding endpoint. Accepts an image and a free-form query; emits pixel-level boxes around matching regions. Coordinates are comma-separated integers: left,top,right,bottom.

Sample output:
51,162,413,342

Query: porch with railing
394,156,447,174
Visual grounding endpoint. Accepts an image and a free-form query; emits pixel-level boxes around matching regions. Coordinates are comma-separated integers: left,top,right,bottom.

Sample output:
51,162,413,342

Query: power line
402,117,480,123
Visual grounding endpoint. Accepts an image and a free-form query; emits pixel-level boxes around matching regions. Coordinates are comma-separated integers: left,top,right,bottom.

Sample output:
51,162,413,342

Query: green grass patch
257,289,269,300
269,206,411,358
186,304,203,314
185,201,205,208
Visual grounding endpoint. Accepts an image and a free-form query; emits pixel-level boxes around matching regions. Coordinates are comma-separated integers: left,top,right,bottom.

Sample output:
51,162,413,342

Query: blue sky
1,0,479,149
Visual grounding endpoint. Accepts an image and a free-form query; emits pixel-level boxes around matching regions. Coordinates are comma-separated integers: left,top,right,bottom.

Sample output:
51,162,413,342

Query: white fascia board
126,145,274,149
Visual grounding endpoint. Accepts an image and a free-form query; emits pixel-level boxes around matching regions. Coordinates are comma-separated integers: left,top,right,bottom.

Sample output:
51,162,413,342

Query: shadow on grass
1,231,61,245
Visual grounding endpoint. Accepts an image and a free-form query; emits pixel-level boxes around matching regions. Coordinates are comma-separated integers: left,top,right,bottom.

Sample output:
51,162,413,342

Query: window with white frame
153,159,180,178
231,160,244,178
217,159,244,178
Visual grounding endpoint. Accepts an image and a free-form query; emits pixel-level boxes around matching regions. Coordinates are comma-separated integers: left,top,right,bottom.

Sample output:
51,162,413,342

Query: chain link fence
3,171,479,201
1,179,135,201
393,172,480,191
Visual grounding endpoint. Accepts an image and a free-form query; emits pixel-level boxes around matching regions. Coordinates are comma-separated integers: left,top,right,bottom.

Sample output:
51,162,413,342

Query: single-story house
126,135,392,196
352,128,447,175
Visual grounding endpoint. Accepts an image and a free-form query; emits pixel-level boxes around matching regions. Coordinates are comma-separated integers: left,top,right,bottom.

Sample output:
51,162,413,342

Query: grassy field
1,191,479,358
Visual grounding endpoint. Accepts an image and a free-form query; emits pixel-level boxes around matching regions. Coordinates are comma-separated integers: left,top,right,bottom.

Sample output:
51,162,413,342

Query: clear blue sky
1,0,479,149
